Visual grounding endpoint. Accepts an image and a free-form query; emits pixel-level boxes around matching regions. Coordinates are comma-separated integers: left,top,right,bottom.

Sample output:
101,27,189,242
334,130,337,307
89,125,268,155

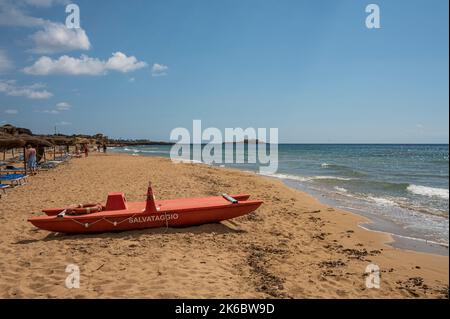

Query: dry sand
0,153,448,298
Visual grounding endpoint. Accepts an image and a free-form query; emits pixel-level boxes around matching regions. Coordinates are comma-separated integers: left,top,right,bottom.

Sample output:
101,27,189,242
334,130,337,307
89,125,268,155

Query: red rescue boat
28,183,262,234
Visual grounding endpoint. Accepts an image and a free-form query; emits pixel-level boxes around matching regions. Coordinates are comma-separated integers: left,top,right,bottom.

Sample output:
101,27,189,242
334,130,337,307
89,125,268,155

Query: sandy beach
0,153,448,298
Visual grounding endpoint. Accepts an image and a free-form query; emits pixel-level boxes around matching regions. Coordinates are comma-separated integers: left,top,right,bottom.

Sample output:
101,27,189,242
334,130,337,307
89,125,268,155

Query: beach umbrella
75,137,90,145
0,136,26,150
18,135,53,147
43,136,75,155
44,136,75,146
0,137,26,149
0,136,26,162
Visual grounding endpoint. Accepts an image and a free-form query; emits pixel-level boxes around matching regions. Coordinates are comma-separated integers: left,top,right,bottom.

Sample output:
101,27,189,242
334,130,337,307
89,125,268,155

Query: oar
222,193,238,204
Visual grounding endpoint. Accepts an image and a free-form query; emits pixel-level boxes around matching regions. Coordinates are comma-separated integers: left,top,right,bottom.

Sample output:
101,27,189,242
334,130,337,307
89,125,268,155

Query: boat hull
29,198,262,234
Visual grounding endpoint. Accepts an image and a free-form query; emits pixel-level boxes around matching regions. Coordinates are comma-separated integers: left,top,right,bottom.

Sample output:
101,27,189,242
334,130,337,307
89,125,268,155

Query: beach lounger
53,155,72,163
0,169,26,175
6,155,24,163
55,154,71,160
1,164,50,174
2,174,28,186
38,161,60,169
0,174,28,186
0,166,26,174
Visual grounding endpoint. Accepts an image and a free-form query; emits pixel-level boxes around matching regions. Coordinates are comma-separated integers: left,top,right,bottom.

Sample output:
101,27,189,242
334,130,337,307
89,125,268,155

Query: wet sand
0,153,448,298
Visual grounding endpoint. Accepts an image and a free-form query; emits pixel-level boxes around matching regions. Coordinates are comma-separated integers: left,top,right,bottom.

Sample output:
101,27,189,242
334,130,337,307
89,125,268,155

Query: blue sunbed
38,161,59,169
0,174,28,186
0,167,26,173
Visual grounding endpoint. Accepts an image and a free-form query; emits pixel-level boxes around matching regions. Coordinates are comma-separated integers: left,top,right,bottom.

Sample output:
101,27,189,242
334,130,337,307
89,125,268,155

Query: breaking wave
407,185,449,200
258,172,354,182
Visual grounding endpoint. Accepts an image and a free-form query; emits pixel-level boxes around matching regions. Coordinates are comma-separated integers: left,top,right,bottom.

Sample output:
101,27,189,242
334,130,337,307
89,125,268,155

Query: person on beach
103,144,107,153
84,144,89,157
25,144,37,175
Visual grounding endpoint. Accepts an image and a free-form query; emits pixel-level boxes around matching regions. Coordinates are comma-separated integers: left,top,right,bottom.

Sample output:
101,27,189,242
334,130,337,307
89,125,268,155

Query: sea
110,144,449,254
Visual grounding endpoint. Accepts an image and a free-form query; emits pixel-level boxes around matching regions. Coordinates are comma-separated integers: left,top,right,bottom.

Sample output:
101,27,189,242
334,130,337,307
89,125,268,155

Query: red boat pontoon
28,183,263,234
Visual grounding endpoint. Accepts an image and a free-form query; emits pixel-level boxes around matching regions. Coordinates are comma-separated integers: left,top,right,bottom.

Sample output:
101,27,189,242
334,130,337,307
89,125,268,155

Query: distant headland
0,124,173,148
223,139,265,144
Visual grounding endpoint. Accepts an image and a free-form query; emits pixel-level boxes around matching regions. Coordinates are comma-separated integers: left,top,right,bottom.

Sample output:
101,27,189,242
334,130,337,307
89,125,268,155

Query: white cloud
0,1,90,54
56,121,71,125
128,77,135,83
29,22,91,54
0,0,46,27
151,63,168,77
37,101,71,114
56,101,71,110
24,52,148,76
24,55,105,75
0,0,68,27
0,79,53,99
4,109,18,114
106,52,147,73
22,0,69,7
0,50,13,73
41,110,59,114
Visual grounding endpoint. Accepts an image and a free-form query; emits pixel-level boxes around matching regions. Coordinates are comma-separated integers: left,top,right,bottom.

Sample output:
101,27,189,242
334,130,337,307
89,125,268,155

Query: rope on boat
69,214,138,229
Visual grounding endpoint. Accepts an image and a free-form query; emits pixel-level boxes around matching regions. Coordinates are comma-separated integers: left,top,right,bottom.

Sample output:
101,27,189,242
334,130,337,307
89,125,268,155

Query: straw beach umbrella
0,136,26,149
75,137,90,145
0,135,26,161
44,136,75,159
45,136,75,146
18,134,53,147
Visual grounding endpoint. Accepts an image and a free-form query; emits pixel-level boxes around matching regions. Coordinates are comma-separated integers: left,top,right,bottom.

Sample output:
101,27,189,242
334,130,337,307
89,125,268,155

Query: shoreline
230,167,450,257
111,148,450,256
262,175,449,256
0,153,448,298
281,179,449,256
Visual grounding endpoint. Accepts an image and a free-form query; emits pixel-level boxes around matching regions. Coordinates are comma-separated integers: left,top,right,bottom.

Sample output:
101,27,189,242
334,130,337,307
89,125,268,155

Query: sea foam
258,172,354,182
407,185,449,200
368,196,398,207
334,186,348,193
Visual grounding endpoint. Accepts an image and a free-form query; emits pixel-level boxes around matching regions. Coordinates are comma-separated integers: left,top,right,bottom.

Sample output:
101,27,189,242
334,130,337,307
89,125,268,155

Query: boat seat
105,192,128,210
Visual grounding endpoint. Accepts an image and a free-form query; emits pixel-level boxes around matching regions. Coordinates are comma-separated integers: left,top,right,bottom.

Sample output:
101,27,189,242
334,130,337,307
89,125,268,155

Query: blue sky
0,0,448,143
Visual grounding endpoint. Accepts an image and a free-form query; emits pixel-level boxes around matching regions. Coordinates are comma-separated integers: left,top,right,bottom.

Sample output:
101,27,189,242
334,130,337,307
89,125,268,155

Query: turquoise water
111,144,449,246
